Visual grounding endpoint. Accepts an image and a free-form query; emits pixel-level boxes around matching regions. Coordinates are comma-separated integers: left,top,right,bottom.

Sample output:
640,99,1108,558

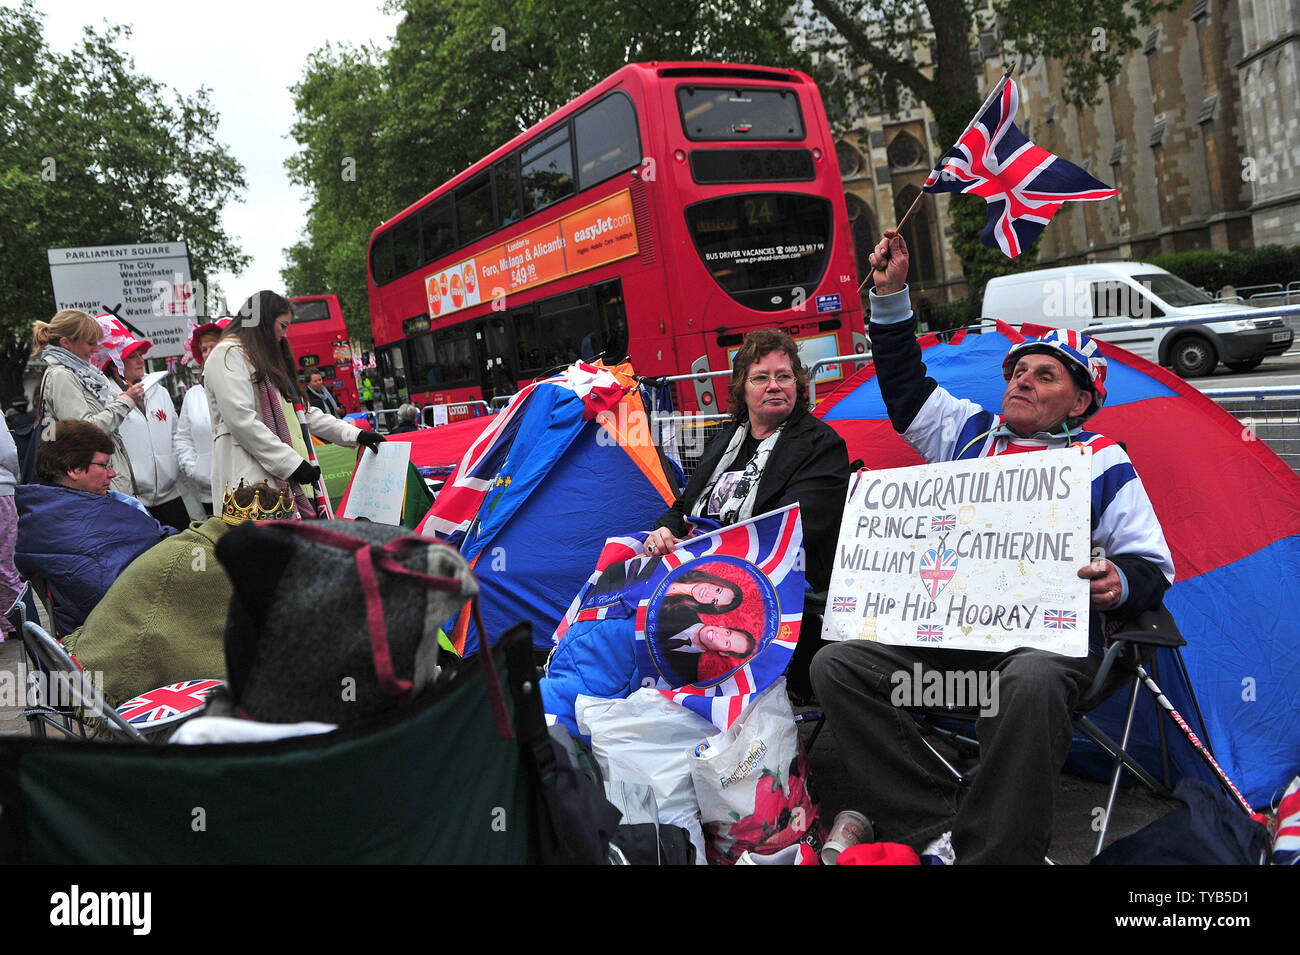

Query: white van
981,263,1292,377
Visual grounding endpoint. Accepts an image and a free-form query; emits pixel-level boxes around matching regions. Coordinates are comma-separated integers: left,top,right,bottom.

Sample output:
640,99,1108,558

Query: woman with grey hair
389,403,420,434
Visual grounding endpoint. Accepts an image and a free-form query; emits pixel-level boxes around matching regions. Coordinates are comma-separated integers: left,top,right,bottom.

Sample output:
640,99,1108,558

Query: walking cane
1134,661,1263,821
293,397,334,519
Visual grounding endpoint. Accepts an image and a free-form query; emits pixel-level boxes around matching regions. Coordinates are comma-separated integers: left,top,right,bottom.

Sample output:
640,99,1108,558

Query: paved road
1185,351,1300,392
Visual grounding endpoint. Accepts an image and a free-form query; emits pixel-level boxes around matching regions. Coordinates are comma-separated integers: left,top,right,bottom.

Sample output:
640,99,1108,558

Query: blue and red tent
816,322,1300,806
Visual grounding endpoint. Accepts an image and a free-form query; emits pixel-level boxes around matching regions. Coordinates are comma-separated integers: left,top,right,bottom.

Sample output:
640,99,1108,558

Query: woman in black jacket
645,329,849,593
643,328,851,696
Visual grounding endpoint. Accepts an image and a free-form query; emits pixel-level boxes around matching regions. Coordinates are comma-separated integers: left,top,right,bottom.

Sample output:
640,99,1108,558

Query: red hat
93,314,152,376
834,842,921,865
190,317,232,366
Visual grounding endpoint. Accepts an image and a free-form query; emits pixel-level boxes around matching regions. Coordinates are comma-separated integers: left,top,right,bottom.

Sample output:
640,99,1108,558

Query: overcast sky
11,0,402,308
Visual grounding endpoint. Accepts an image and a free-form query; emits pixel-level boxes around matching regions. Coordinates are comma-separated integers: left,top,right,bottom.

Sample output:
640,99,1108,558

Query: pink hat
93,314,152,376
189,317,232,366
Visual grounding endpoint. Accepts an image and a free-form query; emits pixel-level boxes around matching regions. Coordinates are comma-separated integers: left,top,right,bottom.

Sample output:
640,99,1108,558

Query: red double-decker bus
367,62,866,414
287,295,361,414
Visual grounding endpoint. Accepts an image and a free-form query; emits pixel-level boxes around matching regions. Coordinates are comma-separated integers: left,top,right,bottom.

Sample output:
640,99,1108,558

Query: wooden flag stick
858,192,924,295
894,188,926,233
857,63,1020,295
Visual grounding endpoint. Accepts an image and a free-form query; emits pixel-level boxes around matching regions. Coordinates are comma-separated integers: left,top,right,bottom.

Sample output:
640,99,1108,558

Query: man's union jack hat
1001,327,1108,421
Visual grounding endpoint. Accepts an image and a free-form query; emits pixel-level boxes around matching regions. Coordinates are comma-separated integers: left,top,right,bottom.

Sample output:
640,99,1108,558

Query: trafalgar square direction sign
47,242,195,359
823,446,1093,657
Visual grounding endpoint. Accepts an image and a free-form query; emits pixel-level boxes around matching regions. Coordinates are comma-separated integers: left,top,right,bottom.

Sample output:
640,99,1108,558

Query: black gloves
291,460,321,486
357,429,386,454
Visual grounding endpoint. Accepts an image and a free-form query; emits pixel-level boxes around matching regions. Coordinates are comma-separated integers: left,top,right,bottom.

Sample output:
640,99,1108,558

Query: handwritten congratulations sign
823,447,1093,656
340,441,412,525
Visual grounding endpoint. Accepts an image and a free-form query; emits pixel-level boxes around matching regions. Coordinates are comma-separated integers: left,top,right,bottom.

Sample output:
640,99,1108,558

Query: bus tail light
852,331,871,368
690,353,717,412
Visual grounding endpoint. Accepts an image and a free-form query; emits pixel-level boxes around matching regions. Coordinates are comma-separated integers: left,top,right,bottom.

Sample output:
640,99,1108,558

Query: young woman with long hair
204,291,383,518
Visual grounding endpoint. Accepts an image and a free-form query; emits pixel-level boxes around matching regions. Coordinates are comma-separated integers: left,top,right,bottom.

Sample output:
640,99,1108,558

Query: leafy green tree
0,0,248,400
283,0,809,344
801,0,1177,297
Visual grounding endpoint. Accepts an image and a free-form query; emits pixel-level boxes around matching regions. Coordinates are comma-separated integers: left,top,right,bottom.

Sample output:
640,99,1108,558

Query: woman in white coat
205,291,384,517
175,319,229,515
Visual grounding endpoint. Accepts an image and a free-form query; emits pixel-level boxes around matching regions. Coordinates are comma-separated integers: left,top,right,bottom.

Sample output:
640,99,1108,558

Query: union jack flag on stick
919,73,1118,258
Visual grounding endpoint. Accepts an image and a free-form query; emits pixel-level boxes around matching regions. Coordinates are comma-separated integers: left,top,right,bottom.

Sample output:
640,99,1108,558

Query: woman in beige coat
205,291,384,517
31,309,143,496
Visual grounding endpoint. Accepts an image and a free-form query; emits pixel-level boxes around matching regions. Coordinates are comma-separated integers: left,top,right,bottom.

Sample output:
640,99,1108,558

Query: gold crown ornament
220,481,296,525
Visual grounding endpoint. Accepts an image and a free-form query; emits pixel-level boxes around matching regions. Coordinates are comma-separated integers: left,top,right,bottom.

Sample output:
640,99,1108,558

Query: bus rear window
677,87,804,141
292,300,331,323
685,193,831,312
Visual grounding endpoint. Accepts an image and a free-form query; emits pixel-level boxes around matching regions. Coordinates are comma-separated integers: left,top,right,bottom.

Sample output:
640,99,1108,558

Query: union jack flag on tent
923,75,1118,257
417,360,677,655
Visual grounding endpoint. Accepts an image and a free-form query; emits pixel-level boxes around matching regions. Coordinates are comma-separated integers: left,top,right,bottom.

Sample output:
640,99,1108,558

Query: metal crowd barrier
419,399,489,427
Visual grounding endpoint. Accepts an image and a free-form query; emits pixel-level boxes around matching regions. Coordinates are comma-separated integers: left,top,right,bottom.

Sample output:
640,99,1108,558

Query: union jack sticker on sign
1044,609,1078,630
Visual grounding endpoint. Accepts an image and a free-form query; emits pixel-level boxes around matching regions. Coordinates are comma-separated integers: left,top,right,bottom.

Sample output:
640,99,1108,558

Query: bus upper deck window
521,126,575,214
575,93,641,190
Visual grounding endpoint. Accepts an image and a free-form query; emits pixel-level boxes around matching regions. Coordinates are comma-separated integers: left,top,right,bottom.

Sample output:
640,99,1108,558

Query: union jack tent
417,361,679,655
923,76,1117,257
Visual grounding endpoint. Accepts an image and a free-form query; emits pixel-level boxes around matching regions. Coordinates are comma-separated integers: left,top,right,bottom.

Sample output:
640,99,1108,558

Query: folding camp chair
20,622,147,743
0,624,580,863
6,582,79,739
904,604,1240,857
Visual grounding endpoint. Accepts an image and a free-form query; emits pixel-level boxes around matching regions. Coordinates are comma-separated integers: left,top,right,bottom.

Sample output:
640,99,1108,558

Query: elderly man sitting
811,232,1175,864
15,419,172,634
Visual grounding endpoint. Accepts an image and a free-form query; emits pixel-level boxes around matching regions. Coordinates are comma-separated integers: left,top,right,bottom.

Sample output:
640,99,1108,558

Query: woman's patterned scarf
43,346,120,405
255,377,316,520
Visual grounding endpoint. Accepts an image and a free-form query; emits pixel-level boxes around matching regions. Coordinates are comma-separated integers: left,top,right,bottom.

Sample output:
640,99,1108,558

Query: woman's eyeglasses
747,372,795,387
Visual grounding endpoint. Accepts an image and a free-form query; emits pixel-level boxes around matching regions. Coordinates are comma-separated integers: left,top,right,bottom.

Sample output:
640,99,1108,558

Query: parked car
981,263,1293,377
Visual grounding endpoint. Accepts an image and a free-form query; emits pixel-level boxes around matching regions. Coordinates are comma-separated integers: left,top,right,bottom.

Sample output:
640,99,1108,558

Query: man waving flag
923,74,1117,257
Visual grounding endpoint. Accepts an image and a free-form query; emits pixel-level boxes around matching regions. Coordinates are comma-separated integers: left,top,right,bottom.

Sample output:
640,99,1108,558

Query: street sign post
47,242,195,359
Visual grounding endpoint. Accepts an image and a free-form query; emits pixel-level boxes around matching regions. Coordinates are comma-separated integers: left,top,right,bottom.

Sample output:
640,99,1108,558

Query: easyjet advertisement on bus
425,190,638,321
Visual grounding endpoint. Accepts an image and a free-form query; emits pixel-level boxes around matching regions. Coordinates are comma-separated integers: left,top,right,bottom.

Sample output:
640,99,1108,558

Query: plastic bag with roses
690,677,824,865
